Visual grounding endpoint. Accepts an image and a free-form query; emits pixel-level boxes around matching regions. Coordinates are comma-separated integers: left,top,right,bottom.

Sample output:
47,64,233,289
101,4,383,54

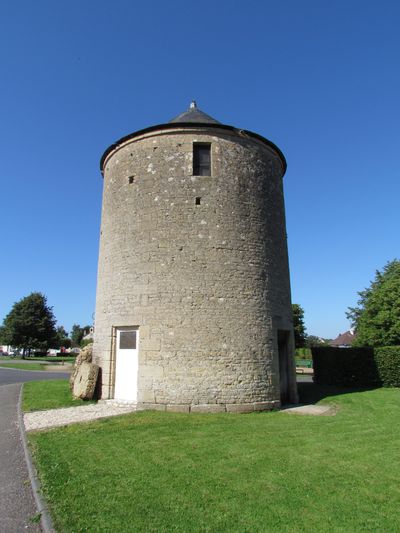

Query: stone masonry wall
93,126,297,410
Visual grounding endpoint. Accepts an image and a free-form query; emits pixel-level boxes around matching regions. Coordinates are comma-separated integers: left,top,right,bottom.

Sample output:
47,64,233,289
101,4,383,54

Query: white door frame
114,326,139,402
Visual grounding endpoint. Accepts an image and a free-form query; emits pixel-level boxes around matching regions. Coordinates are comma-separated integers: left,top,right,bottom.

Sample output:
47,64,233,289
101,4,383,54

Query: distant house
82,326,94,342
0,345,11,355
330,330,356,348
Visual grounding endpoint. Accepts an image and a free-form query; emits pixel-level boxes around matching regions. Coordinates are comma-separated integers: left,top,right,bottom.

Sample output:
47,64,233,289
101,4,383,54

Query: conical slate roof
100,102,286,175
169,101,221,124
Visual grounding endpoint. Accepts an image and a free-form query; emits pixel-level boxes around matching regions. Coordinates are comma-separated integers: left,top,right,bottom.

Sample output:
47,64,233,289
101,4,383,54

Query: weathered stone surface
72,362,99,400
70,344,93,391
282,405,336,416
93,116,299,410
226,403,255,413
253,401,280,411
136,402,166,411
166,404,190,413
190,404,226,413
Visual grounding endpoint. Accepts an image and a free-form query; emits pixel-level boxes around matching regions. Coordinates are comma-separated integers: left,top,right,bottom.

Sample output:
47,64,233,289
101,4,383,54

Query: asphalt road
0,366,70,385
0,366,70,531
0,383,41,531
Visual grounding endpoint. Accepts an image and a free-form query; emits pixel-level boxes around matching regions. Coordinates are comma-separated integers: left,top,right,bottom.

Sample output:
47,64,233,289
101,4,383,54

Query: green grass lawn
23,380,95,412
0,356,76,362
27,385,400,532
0,362,46,371
32,356,76,363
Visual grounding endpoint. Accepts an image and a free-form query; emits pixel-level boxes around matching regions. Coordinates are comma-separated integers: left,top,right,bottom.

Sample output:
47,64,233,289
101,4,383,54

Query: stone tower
93,102,298,411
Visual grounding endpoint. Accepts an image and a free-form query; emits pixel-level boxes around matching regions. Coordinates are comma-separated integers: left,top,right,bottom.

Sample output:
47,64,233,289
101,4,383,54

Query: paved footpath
0,383,41,532
25,402,138,432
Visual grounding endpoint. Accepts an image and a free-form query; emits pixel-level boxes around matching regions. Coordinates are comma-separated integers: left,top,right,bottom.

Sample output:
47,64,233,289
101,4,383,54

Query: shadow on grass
297,381,381,405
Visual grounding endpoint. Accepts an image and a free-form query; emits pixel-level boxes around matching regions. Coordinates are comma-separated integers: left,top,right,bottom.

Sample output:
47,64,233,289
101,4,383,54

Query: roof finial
169,102,221,124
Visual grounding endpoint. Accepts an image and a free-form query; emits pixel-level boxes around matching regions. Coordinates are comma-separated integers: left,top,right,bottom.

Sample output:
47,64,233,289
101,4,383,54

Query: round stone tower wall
93,124,298,411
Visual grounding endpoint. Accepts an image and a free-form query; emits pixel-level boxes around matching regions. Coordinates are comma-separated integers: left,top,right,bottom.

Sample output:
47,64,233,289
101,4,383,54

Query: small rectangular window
193,143,211,176
119,331,137,350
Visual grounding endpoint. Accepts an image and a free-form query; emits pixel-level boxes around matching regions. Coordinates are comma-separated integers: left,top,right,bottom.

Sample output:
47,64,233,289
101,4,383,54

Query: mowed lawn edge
23,379,96,412
27,386,400,532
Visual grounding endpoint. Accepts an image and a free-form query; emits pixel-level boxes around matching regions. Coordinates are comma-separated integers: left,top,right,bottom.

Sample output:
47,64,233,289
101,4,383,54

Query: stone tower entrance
278,330,292,404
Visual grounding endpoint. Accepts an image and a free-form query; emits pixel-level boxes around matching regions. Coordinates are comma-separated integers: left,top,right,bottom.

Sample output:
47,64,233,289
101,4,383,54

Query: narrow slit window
193,143,211,176
195,197,201,205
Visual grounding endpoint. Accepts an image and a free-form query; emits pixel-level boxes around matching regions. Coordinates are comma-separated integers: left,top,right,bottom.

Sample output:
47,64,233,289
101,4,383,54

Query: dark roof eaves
100,122,287,175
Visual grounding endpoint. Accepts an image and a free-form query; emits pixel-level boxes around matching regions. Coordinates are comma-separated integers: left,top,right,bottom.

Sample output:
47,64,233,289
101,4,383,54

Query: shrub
312,347,379,387
374,346,400,387
32,351,48,357
312,346,400,388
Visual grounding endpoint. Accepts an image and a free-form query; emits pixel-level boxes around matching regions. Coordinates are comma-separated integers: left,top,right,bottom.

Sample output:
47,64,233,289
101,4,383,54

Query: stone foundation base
136,400,281,413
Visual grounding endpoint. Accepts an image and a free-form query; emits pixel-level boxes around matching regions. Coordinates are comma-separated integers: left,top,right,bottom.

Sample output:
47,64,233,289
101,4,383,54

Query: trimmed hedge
312,346,400,388
374,347,400,387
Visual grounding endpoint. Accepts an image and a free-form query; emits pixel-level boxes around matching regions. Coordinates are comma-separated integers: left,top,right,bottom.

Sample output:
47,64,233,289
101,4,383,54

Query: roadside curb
17,385,56,533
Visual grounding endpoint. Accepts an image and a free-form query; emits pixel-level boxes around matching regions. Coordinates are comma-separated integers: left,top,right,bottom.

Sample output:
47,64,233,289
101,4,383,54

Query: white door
114,327,139,402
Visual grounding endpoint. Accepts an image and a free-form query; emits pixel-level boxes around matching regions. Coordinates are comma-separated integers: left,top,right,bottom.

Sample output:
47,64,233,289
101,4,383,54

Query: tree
306,335,326,348
0,292,57,357
53,326,72,349
71,324,84,346
292,303,307,348
347,259,400,347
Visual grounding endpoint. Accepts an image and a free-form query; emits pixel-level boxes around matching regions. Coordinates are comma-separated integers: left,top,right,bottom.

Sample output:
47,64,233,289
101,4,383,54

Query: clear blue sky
1,0,399,339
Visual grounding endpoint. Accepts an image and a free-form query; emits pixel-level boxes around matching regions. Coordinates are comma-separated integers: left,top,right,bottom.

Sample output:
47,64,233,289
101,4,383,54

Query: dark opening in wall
278,330,290,404
193,143,211,176
128,176,135,184
195,197,201,205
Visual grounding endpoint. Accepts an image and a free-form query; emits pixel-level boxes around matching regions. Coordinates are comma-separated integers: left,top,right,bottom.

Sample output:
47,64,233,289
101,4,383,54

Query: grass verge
23,379,95,412
0,356,76,362
33,356,76,363
28,387,400,532
0,362,46,371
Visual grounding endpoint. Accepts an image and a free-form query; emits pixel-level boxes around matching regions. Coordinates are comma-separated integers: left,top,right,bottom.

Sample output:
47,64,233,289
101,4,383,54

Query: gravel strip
281,404,336,416
24,403,138,432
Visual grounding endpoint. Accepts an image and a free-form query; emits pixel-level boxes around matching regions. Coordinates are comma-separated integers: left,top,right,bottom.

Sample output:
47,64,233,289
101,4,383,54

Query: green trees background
0,292,57,356
0,292,92,355
292,304,307,349
348,259,400,347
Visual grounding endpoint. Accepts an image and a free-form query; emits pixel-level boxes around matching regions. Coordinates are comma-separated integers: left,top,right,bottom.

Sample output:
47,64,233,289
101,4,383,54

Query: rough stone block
70,343,93,390
226,403,254,413
190,404,226,413
253,401,280,411
137,402,166,411
142,338,161,351
139,365,164,379
166,404,190,413
72,362,99,400
139,390,155,403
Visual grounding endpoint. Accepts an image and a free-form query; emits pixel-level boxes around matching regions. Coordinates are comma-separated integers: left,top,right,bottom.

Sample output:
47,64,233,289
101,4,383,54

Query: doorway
114,327,139,402
278,329,290,404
